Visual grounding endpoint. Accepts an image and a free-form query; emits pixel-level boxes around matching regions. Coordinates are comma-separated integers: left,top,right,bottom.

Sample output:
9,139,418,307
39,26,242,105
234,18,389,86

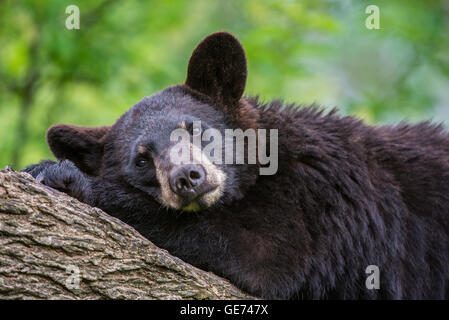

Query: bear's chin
176,187,223,212
181,201,203,212
180,194,219,212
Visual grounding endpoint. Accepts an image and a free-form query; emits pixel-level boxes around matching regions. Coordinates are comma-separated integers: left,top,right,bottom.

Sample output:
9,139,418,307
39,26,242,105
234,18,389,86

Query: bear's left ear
47,124,111,176
185,32,247,106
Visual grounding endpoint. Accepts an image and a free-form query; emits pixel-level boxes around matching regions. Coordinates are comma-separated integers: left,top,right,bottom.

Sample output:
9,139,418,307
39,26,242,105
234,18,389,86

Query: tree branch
0,169,254,300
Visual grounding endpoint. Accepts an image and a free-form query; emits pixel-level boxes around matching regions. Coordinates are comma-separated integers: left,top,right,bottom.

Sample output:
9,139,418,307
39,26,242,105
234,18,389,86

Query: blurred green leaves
0,0,448,169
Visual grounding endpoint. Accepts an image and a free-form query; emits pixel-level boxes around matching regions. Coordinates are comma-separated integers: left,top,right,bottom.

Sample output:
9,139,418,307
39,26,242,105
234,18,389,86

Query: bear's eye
135,159,147,167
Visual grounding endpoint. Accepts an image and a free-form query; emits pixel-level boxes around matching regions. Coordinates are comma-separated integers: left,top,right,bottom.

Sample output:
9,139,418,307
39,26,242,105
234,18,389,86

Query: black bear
23,32,449,299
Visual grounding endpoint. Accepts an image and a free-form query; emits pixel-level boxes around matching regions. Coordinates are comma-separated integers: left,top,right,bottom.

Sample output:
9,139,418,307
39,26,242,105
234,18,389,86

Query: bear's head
46,32,261,212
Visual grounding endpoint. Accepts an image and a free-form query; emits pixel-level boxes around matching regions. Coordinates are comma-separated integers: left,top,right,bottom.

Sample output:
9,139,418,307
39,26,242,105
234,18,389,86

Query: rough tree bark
0,169,254,300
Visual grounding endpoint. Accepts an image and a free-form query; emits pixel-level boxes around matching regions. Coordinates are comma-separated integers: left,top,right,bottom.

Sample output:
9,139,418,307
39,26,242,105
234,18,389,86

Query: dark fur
23,32,449,299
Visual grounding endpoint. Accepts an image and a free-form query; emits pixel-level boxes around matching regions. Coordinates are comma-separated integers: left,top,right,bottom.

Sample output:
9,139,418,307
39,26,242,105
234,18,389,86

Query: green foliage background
1,0,448,169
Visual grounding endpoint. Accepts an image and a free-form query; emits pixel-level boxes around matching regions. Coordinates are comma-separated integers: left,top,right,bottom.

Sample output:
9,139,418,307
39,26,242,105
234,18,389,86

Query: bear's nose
169,164,206,196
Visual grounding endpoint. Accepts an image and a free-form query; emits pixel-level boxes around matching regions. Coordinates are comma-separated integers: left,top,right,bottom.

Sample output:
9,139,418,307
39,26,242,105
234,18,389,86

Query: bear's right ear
185,32,247,106
47,124,111,176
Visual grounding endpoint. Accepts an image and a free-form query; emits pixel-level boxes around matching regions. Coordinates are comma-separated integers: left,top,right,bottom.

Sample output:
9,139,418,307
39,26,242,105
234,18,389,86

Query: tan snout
154,142,226,211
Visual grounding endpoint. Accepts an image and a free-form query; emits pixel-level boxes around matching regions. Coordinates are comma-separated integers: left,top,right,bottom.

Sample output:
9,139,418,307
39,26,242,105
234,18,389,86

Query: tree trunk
0,169,254,300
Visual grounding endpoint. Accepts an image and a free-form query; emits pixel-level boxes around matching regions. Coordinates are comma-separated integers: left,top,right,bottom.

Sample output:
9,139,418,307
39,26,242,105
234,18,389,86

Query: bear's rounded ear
47,124,111,176
185,31,247,106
